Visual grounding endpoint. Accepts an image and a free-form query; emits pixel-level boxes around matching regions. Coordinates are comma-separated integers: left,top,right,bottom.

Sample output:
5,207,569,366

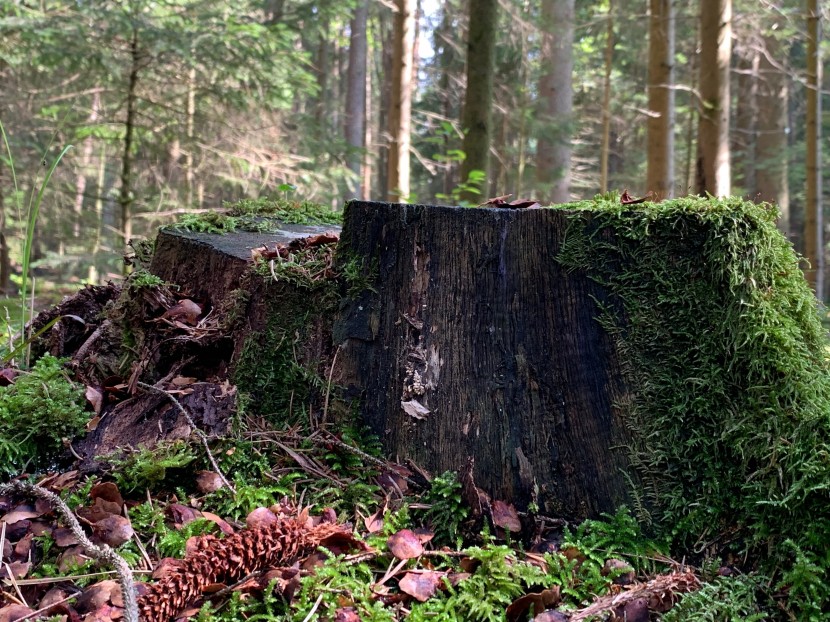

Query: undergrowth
0,354,88,474
555,195,830,617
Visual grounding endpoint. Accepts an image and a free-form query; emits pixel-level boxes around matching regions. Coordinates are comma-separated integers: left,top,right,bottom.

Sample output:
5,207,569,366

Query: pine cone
138,518,351,622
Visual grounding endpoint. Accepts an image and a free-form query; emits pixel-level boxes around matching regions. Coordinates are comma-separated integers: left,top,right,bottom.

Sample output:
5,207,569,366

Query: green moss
0,354,88,474
554,195,830,614
172,197,342,234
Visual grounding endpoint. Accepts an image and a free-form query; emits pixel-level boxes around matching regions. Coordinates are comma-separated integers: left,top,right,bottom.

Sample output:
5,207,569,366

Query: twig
3,561,27,606
0,480,138,622
73,321,107,362
320,346,340,426
301,593,324,622
137,381,236,495
13,569,152,586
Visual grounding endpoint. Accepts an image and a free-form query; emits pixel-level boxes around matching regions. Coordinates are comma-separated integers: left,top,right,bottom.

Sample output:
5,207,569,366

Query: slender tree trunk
119,26,140,252
363,34,374,200
733,47,759,197
695,0,731,197
599,0,615,194
346,0,369,199
315,19,331,130
387,0,416,202
459,0,499,201
88,144,108,284
755,34,789,233
185,66,197,208
536,0,575,204
805,0,823,296
683,26,699,194
646,0,675,198
74,91,100,239
378,10,393,199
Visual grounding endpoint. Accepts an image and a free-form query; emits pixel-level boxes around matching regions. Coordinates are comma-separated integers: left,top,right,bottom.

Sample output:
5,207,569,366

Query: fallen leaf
195,471,225,494
89,482,124,508
398,571,444,602
333,607,361,622
401,399,431,420
0,561,30,580
506,587,562,622
0,605,35,622
362,506,385,534
1,505,40,525
170,376,197,386
0,368,18,386
246,507,278,530
387,529,424,560
166,503,202,528
53,527,80,547
161,299,202,325
620,189,651,205
86,386,103,414
92,515,134,547
492,499,522,533
58,545,90,573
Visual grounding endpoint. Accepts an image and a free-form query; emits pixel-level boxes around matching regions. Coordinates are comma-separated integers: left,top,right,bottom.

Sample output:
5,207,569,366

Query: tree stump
335,201,633,519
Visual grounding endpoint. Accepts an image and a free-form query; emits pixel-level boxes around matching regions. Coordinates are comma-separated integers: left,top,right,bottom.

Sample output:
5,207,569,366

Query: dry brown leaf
362,506,385,534
401,399,431,420
0,605,36,622
246,507,278,530
398,571,444,602
492,499,521,533
86,385,103,414
387,529,424,560
92,515,135,547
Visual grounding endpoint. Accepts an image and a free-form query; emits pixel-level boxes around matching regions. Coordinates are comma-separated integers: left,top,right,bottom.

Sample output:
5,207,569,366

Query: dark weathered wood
335,201,633,519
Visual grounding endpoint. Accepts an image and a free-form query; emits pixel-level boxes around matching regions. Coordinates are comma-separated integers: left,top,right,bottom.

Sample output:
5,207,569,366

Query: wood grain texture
336,201,634,518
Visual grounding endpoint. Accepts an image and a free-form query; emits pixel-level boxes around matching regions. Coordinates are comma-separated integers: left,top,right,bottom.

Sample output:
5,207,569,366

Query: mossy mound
556,195,830,609
173,197,341,234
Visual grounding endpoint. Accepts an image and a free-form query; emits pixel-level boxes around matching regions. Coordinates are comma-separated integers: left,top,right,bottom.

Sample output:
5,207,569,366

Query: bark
459,0,499,202
695,0,731,197
755,34,789,234
336,202,634,517
805,0,823,296
315,20,331,129
646,0,675,199
119,26,140,252
346,1,369,198
536,0,575,204
387,0,416,202
599,0,614,194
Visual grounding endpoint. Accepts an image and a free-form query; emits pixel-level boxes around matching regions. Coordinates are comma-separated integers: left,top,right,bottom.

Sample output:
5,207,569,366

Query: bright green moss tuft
554,195,830,614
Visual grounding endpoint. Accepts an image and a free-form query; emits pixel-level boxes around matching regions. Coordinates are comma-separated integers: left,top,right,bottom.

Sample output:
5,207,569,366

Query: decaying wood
335,201,635,519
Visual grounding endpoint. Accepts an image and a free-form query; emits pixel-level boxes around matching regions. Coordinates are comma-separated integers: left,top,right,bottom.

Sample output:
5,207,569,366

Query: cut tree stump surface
151,221,340,305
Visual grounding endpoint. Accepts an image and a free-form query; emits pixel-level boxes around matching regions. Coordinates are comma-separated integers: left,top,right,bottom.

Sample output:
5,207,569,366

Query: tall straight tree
805,0,823,296
387,0,416,202
459,0,498,201
345,0,368,199
536,0,575,204
646,0,675,198
755,33,789,233
599,0,615,194
695,0,731,197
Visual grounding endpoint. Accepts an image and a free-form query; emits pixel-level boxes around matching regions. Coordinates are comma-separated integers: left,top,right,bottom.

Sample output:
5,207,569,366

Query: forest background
0,0,827,304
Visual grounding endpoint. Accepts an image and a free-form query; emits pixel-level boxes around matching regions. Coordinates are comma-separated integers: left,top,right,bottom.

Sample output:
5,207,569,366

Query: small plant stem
3,561,27,606
136,381,236,495
300,593,324,622
320,346,340,426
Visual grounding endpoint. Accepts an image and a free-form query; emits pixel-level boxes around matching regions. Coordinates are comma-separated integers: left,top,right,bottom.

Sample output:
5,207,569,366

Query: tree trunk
695,0,731,197
599,0,614,195
732,44,759,197
119,26,140,252
646,0,675,199
805,0,823,297
346,0,369,199
459,0,498,202
335,201,634,518
185,66,197,208
386,0,416,202
755,34,789,234
74,92,100,239
536,0,574,204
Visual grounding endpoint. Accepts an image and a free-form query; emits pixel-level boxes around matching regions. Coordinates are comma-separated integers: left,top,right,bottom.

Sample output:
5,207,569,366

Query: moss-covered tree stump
335,202,635,518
